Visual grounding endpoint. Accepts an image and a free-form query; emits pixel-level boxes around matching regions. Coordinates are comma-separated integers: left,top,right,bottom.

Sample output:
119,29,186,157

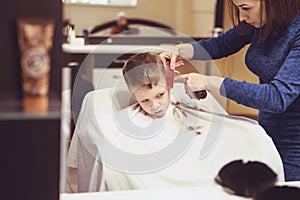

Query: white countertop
60,181,300,200
62,43,177,54
60,184,248,200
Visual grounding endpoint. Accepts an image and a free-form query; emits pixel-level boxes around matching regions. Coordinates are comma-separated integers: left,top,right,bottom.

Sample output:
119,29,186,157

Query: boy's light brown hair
122,52,166,91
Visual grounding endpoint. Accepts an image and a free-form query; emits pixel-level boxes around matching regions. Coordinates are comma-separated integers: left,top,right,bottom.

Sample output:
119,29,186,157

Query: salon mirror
63,0,220,38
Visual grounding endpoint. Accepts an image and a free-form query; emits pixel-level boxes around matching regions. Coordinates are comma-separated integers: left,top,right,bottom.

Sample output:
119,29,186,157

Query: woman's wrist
176,43,194,60
202,75,224,93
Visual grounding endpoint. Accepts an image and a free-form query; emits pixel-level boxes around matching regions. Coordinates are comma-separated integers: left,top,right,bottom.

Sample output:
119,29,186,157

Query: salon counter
62,43,176,54
61,181,300,200
60,184,246,200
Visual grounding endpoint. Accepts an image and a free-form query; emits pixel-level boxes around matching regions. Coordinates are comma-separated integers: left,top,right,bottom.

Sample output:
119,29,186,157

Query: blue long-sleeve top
191,14,300,126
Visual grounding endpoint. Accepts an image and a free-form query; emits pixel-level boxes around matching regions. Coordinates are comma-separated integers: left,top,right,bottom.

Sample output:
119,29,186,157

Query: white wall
192,0,217,37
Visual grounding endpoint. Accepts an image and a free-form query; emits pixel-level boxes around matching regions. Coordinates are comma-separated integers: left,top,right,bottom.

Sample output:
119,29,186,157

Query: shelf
62,43,177,54
0,99,61,120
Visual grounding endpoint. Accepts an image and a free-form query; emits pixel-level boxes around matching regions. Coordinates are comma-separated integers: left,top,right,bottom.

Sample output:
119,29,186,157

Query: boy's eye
140,99,149,103
157,92,165,97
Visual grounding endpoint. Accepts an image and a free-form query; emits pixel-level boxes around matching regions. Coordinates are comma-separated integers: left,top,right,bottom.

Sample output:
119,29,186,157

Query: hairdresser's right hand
159,43,194,70
175,73,209,100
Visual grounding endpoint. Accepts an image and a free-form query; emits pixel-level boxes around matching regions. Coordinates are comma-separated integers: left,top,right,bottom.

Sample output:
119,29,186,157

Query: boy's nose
151,102,160,111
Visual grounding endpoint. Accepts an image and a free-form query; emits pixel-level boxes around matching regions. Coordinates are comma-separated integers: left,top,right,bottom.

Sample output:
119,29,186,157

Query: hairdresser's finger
170,53,178,70
184,79,199,100
175,60,185,68
174,70,181,75
159,52,171,67
184,80,196,99
174,74,188,83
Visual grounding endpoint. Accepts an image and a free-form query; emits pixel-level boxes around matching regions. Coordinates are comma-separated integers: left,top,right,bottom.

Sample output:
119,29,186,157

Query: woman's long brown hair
227,0,300,42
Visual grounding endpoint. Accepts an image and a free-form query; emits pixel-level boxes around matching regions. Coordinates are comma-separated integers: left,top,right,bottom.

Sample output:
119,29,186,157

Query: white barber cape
68,84,284,192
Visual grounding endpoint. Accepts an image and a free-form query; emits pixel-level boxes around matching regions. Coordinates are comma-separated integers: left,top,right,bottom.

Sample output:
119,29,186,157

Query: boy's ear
131,94,136,100
129,94,137,105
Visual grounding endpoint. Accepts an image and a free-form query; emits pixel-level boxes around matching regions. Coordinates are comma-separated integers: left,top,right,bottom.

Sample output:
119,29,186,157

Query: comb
166,66,174,89
165,58,207,99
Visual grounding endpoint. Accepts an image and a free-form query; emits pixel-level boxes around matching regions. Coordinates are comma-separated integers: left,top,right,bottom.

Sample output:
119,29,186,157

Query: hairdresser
161,0,300,181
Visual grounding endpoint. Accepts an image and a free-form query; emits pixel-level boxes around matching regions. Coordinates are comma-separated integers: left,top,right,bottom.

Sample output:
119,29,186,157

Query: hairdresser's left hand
159,52,184,70
159,43,193,70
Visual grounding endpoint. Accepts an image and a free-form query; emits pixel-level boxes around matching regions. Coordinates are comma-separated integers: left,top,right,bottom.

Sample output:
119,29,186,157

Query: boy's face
133,83,170,118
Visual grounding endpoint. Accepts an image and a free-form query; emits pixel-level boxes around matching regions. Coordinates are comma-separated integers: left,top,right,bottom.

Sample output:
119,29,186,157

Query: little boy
122,52,171,119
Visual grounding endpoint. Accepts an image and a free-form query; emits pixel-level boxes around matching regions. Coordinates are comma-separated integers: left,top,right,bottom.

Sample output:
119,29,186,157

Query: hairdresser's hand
175,73,225,99
159,52,184,70
176,43,194,60
160,43,193,69
175,73,208,99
